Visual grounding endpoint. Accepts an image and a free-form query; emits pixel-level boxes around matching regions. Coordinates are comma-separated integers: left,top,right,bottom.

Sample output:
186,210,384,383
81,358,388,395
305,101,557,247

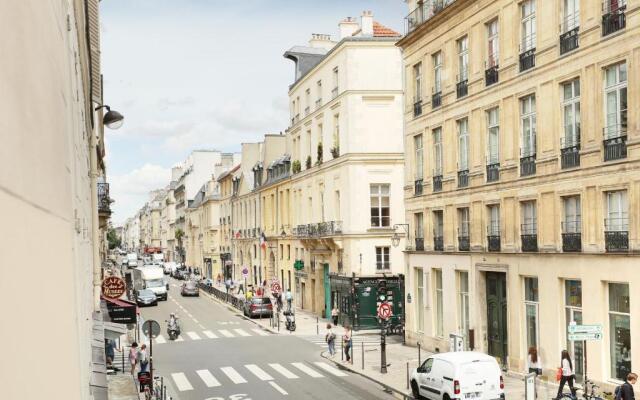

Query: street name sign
567,324,602,334
568,332,602,341
101,276,126,300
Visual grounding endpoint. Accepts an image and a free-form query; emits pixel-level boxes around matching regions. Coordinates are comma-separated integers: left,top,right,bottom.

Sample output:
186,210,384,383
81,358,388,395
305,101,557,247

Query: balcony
520,155,536,176
519,46,536,72
405,0,457,34
433,174,443,192
456,79,468,98
457,170,469,188
414,178,424,196
562,221,582,252
487,234,501,252
486,163,499,182
602,3,626,36
415,237,424,251
414,99,423,118
561,136,581,169
521,234,538,252
432,90,442,109
293,221,343,238
331,87,339,99
433,235,444,251
97,182,111,215
458,235,470,251
560,27,579,55
603,129,627,161
485,65,499,86
605,218,629,252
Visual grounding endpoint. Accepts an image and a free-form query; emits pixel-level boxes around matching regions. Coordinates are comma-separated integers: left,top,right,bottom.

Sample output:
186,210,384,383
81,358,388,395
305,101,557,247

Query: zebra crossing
168,361,349,392
300,335,382,350
150,328,270,344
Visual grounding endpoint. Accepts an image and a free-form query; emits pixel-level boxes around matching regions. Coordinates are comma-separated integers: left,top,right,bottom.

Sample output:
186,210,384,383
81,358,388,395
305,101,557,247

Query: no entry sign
101,276,126,300
378,302,392,320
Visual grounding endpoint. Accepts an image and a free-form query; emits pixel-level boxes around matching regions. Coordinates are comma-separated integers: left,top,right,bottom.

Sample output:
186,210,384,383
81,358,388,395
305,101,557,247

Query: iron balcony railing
457,170,469,188
432,89,442,109
415,178,424,196
458,231,470,251
405,0,457,34
414,98,423,117
605,217,629,252
561,135,581,169
433,235,444,251
97,182,111,214
486,162,500,182
603,125,627,161
602,1,626,36
487,227,501,252
456,77,468,98
562,220,582,252
433,174,443,192
293,221,343,238
485,64,499,86
415,237,425,251
521,223,538,252
560,13,580,54
520,154,536,176
519,35,536,72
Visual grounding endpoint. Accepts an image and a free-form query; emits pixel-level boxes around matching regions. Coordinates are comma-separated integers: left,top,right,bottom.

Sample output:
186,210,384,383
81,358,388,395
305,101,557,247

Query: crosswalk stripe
171,372,194,391
251,329,269,336
233,329,251,337
196,369,221,387
155,335,166,344
175,336,184,342
291,362,323,378
203,330,218,339
269,381,289,395
221,367,247,384
219,329,234,338
186,331,201,340
269,363,299,379
313,362,348,377
245,364,273,381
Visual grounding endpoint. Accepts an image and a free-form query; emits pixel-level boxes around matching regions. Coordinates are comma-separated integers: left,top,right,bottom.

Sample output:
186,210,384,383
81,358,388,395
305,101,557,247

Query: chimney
339,16,359,39
309,33,334,51
361,10,374,36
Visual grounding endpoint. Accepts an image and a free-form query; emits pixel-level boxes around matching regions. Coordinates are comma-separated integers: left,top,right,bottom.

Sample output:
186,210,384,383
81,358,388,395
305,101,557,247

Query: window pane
565,280,582,307
526,303,538,348
609,283,630,313
610,313,631,380
525,277,539,301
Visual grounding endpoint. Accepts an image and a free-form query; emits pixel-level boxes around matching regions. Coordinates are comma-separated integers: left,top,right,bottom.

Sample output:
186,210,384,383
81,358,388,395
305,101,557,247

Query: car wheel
411,380,421,399
443,394,451,400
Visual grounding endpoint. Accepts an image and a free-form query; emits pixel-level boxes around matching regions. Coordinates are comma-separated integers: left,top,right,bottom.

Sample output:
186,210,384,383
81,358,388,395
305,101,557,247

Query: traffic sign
378,302,392,320
568,324,602,334
568,332,602,341
241,267,249,278
142,319,161,339
101,276,126,300
270,281,282,295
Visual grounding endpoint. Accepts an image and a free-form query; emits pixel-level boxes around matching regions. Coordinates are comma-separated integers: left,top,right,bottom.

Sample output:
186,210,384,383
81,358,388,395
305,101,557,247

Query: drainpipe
90,109,102,311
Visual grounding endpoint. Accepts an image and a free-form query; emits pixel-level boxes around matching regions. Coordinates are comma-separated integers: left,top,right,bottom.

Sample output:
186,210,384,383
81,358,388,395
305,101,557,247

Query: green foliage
292,160,301,174
107,228,121,250
331,146,340,159
316,142,323,165
305,156,312,169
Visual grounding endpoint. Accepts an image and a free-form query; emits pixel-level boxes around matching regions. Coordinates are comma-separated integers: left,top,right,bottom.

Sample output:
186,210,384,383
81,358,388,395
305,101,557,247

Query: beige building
399,0,639,386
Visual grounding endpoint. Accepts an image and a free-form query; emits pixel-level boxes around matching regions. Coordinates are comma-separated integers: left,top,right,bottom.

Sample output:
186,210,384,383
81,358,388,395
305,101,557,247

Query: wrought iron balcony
415,237,425,251
97,182,111,214
485,65,499,86
405,0,456,34
602,3,626,36
457,170,469,188
487,234,501,252
456,79,468,98
603,130,627,161
560,27,579,55
293,221,343,238
414,178,424,196
605,218,629,252
432,90,442,109
519,48,536,72
561,136,581,169
520,155,536,176
458,236,470,251
414,99,423,117
521,234,538,252
486,163,499,182
561,220,582,252
433,174,443,192
433,235,444,251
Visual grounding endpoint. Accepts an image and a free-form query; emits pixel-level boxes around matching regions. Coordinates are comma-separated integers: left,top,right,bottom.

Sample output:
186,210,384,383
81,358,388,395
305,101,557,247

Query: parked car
410,351,504,400
243,297,273,318
163,262,177,275
135,289,158,307
180,281,199,297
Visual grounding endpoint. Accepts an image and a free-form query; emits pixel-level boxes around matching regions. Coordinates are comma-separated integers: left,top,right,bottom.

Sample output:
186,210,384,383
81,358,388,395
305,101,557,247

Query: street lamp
95,105,124,129
391,224,409,247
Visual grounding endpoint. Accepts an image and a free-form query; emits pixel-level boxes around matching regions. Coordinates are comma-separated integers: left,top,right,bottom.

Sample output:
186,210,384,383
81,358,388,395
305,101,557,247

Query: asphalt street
138,276,397,400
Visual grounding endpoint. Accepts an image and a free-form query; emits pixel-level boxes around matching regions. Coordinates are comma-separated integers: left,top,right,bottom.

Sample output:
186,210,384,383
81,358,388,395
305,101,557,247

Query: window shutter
87,0,101,103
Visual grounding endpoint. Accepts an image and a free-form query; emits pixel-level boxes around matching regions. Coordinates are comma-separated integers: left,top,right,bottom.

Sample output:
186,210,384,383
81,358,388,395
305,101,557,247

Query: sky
102,0,407,225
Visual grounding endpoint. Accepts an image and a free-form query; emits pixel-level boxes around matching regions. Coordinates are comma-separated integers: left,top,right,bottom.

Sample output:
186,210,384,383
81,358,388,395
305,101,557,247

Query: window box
486,163,499,182
520,155,536,176
560,27,579,54
602,4,626,36
457,170,469,188
485,65,499,86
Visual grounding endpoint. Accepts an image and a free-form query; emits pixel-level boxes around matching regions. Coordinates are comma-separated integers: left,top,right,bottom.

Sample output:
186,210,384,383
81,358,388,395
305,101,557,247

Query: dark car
135,289,158,306
172,268,187,280
180,281,199,297
243,297,273,318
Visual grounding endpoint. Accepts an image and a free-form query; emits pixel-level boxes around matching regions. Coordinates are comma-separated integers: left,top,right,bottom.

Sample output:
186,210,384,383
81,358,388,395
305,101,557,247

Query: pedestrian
331,307,339,326
616,372,637,400
256,286,263,297
285,289,293,311
556,350,577,399
128,342,138,375
343,325,352,363
138,344,149,373
238,282,244,295
225,278,231,293
246,289,254,302
105,338,121,370
527,346,542,376
276,292,283,312
325,323,336,357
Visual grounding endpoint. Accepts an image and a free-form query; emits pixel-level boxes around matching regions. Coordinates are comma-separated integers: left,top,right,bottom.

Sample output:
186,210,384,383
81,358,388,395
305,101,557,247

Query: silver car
135,289,158,306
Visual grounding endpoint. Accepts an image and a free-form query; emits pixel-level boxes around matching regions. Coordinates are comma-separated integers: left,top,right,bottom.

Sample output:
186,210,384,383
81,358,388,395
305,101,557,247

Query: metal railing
485,65,499,86
198,282,246,311
486,163,499,182
432,90,442,108
560,27,579,54
562,220,582,252
414,178,424,196
519,48,536,72
433,174,443,192
458,235,470,251
603,127,627,161
414,99,423,117
487,234,501,252
97,182,111,214
433,235,444,251
415,237,425,251
405,0,457,34
456,78,468,98
561,134,581,168
293,221,343,238
457,170,469,188
602,1,626,36
520,155,536,176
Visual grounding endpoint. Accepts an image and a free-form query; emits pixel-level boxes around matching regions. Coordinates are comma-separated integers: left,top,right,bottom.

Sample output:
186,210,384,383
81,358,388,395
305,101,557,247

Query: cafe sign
101,276,126,300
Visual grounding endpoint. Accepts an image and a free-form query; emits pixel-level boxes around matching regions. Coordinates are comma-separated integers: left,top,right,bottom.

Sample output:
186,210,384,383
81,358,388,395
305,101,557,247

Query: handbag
556,367,562,382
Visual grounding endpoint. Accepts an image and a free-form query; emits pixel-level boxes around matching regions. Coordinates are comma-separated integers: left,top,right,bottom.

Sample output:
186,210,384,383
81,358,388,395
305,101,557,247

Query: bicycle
558,379,604,400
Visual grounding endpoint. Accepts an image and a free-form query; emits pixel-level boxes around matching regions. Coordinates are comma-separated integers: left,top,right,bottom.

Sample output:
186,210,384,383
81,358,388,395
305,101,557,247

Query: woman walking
527,347,542,376
556,350,577,399
129,342,138,375
343,326,352,363
331,307,339,326
325,324,336,357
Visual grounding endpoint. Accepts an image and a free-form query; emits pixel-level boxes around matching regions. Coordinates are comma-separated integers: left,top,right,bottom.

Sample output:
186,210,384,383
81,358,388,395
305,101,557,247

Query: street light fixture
391,224,409,247
95,105,124,129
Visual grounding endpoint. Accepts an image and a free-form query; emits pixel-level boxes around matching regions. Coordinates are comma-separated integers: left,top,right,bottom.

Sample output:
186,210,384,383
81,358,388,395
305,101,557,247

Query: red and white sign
270,281,282,295
101,276,126,300
377,302,392,320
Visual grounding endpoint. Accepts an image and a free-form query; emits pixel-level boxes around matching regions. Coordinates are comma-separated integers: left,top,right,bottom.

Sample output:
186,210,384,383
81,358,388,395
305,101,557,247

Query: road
138,276,397,400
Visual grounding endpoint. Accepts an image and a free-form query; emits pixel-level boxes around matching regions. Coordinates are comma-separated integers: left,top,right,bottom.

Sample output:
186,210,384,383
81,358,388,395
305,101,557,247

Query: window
487,108,500,164
563,79,581,147
565,280,584,382
521,0,536,52
524,277,539,349
457,36,469,81
487,19,499,67
606,191,628,231
521,201,537,235
333,114,340,151
370,184,390,227
609,283,631,380
415,268,424,332
458,271,470,348
376,247,390,270
334,191,341,221
458,208,469,238
563,196,582,233
332,67,339,97
433,52,442,93
488,205,500,236
415,212,424,239
305,88,311,115
563,0,580,31
415,135,424,180
604,63,627,139
458,118,469,171
280,244,283,260
413,62,423,101
521,95,536,157
434,269,443,337
316,80,322,105
433,127,443,175
287,244,291,260
433,210,444,238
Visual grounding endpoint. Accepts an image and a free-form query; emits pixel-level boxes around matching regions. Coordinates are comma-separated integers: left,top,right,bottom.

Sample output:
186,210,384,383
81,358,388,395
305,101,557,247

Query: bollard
406,362,410,389
361,341,364,370
316,316,319,335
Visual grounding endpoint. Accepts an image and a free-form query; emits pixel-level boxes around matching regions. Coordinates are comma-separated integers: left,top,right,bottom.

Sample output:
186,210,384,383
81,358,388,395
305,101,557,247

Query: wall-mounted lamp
95,105,124,129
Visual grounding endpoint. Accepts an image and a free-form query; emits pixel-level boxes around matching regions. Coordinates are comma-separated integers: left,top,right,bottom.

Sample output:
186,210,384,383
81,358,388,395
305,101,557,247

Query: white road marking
155,335,166,344
199,324,206,329
175,336,184,342
203,330,218,339
192,318,199,323
218,329,234,337
268,363,299,379
251,329,269,336
220,367,247,384
245,364,273,381
233,329,251,337
186,331,201,340
313,362,348,377
291,362,323,378
196,369,221,387
269,381,288,395
171,373,193,391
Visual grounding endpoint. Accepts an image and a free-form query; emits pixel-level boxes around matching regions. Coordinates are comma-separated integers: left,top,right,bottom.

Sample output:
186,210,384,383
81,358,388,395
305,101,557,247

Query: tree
175,228,185,261
107,228,121,250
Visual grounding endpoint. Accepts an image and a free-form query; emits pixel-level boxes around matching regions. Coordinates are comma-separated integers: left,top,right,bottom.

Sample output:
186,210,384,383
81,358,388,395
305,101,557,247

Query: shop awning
101,296,138,325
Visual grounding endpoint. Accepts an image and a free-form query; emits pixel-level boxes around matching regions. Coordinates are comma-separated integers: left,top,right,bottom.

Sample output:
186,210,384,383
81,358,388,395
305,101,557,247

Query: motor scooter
166,317,181,340
284,310,296,332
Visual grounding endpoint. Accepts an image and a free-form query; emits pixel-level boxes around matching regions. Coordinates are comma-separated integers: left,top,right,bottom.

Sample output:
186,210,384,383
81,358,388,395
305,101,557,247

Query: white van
126,253,138,268
132,266,168,301
410,351,504,400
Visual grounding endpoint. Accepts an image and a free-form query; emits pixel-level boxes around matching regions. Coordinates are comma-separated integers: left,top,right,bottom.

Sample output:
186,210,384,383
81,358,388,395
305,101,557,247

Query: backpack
614,385,623,400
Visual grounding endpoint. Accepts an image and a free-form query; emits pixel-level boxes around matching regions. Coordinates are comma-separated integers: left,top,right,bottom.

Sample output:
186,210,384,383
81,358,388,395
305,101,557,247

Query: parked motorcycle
284,310,296,332
166,315,181,340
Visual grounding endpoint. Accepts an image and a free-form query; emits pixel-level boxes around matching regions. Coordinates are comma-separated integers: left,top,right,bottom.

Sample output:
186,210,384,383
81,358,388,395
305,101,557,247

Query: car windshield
253,298,269,304
185,282,196,289
139,290,154,296
146,279,164,288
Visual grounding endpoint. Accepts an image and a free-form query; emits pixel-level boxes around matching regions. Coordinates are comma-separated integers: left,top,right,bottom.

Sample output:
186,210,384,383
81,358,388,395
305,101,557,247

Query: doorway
486,272,508,364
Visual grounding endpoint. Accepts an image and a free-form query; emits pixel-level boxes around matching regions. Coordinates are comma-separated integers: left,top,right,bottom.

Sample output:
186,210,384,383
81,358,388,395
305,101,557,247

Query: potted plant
330,146,340,159
292,160,301,173
305,156,312,169
316,143,323,165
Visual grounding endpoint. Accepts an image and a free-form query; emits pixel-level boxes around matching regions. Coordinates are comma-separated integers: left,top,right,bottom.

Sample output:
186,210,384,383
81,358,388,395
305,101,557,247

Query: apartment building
218,165,241,279
399,0,639,385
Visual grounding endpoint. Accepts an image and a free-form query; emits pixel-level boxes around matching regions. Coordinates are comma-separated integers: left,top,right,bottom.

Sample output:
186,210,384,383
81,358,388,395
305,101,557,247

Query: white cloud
110,163,171,224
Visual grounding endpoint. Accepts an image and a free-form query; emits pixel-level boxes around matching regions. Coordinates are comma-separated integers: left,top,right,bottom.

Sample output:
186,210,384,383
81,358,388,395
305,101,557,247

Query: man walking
285,289,293,311
138,344,149,373
343,325,352,363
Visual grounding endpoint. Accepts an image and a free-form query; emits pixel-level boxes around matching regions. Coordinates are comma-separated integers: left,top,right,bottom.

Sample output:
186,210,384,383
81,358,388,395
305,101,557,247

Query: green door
486,272,508,363
323,264,331,318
